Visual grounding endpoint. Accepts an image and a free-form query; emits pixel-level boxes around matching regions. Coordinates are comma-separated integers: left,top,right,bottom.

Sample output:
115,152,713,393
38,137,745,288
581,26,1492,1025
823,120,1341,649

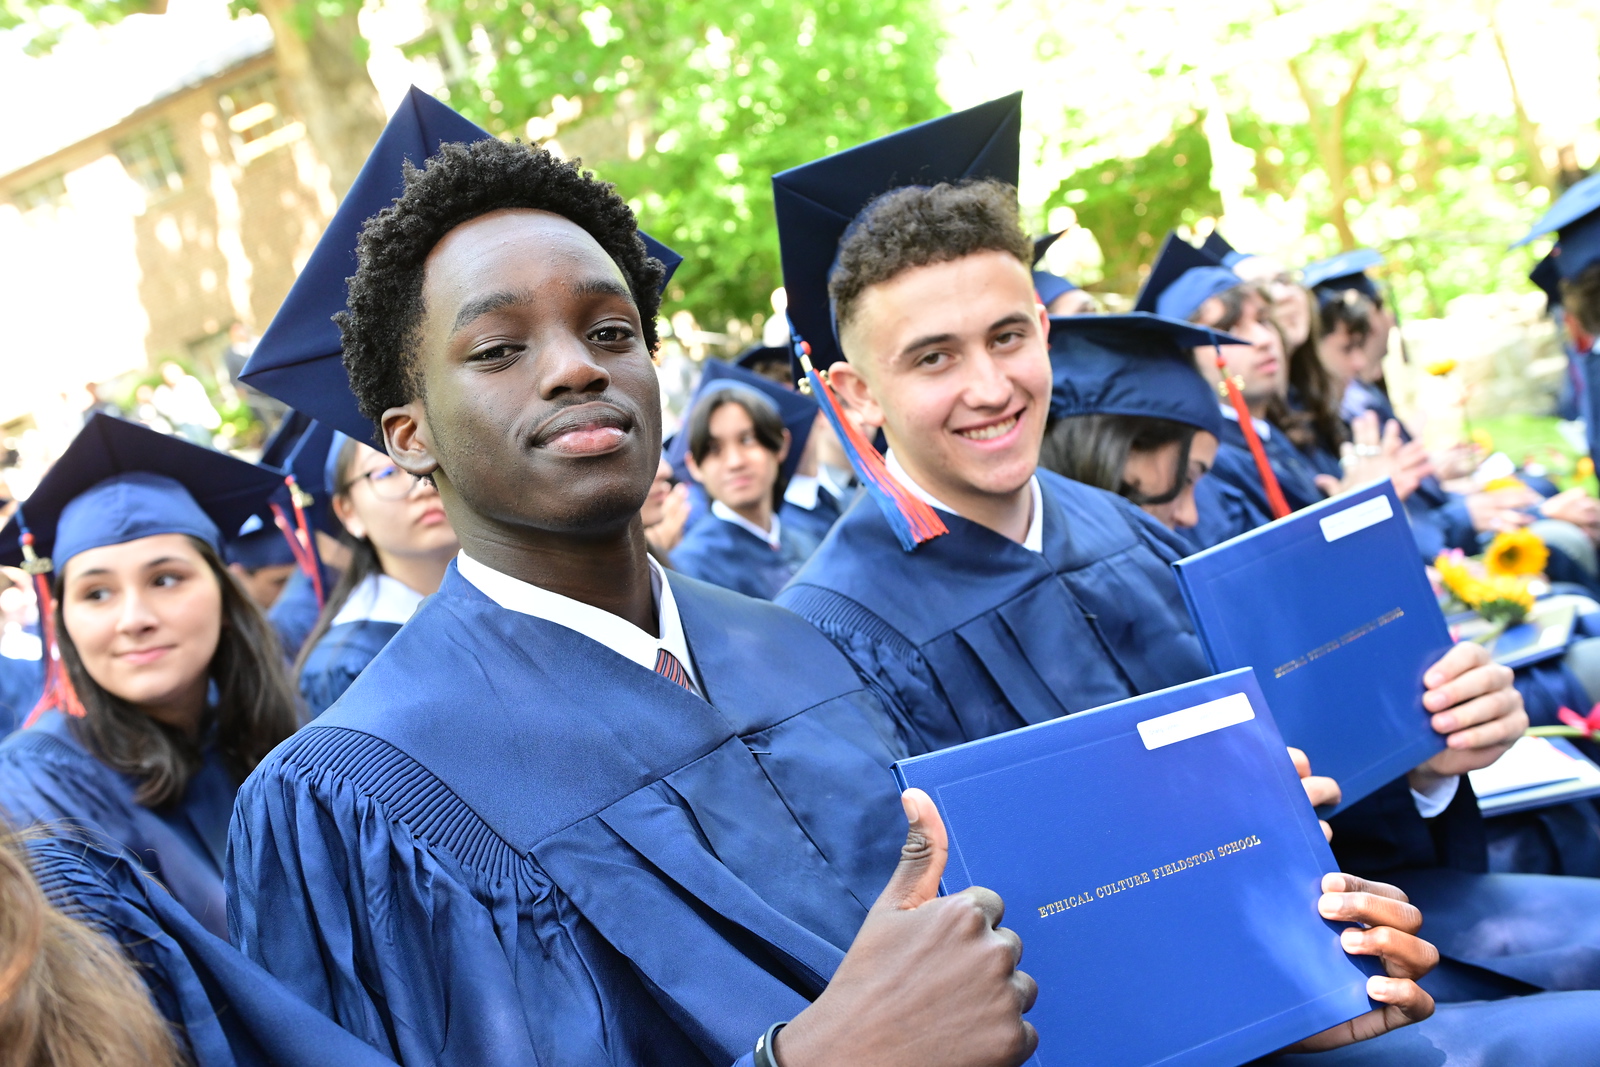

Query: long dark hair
1039,413,1197,505
292,437,385,683
1289,291,1368,455
53,538,300,809
1205,283,1325,453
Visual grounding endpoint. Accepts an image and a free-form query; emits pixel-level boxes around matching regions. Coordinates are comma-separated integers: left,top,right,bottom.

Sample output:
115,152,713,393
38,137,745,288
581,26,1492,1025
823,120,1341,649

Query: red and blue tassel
794,335,946,552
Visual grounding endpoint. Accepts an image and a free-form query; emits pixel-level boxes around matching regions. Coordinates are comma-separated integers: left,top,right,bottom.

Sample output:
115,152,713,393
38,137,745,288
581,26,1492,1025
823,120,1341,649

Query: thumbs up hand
773,789,1038,1067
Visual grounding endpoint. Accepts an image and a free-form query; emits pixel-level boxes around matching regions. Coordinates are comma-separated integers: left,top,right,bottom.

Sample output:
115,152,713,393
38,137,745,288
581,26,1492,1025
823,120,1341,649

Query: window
114,124,185,197
221,74,299,163
12,173,68,214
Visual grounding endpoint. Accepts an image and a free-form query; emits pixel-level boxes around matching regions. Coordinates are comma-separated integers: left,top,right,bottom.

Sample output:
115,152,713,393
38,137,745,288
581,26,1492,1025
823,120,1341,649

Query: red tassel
1216,354,1291,520
20,532,83,728
271,474,325,610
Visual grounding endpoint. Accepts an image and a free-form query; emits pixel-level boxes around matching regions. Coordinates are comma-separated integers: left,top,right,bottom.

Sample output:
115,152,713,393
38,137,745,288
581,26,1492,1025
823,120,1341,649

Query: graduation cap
1047,314,1244,439
0,415,286,723
1300,248,1384,301
734,344,793,375
771,95,1021,550
1199,231,1253,269
1530,251,1563,312
667,359,819,487
773,92,1022,373
1515,173,1600,281
225,513,299,571
259,411,340,535
1034,271,1080,307
0,415,284,570
240,86,683,445
1135,232,1244,321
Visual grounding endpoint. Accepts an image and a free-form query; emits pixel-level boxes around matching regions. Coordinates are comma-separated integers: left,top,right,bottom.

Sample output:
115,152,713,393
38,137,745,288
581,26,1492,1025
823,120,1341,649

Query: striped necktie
654,648,698,694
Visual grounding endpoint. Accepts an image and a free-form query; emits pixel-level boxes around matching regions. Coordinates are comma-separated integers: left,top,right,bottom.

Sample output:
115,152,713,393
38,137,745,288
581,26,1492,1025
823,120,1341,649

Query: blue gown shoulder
267,566,328,659
297,618,404,717
0,710,234,935
779,471,1208,752
669,513,814,600
0,651,43,739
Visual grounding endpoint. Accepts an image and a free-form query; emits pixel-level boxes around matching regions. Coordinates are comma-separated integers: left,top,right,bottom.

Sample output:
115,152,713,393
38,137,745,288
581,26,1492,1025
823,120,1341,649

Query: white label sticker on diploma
1319,494,1393,543
1137,692,1256,750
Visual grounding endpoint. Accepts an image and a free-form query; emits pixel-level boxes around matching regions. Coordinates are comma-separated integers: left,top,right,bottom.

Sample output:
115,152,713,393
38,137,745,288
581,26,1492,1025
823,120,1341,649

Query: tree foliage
414,0,946,328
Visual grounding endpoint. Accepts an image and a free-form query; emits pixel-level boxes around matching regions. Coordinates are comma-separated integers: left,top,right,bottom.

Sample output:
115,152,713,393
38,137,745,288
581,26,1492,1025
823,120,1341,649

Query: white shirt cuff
1410,774,1460,819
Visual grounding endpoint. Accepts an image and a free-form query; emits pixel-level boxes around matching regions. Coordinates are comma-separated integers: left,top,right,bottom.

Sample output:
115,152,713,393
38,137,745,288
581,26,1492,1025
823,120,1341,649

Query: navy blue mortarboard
1301,248,1384,301
1135,232,1244,321
1047,313,1242,439
241,86,682,445
1200,231,1252,268
1531,251,1564,312
0,415,284,570
1516,173,1600,281
667,360,819,486
734,344,793,374
259,411,341,535
772,93,1023,371
1034,271,1079,307
225,513,299,570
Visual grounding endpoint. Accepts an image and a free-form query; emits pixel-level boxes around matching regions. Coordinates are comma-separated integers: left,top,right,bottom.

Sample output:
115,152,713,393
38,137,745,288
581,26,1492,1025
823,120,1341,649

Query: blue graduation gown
229,567,910,1067
298,619,404,717
26,837,399,1067
267,564,334,658
0,651,42,738
1182,473,1262,552
779,483,847,546
0,710,234,936
779,469,1600,994
669,513,819,600
1208,419,1324,524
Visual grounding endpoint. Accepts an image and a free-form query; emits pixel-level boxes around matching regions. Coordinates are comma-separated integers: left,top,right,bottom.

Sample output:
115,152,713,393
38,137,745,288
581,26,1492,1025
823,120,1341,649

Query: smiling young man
671,385,818,599
218,115,1474,1065
773,103,1600,1021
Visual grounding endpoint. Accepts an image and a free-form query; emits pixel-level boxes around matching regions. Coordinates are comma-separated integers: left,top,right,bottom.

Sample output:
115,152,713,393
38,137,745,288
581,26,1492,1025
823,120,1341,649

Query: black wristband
753,1020,788,1067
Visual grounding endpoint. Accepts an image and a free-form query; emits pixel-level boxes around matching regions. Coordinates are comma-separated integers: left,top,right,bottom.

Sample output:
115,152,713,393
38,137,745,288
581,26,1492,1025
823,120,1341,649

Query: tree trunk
1285,45,1369,252
254,0,386,200
1488,5,1556,194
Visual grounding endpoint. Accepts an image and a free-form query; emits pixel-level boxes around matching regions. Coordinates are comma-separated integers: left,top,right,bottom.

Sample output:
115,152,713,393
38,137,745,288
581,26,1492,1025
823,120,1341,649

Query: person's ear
1563,309,1597,352
684,451,704,484
776,428,791,465
384,401,440,480
827,361,885,431
331,492,367,541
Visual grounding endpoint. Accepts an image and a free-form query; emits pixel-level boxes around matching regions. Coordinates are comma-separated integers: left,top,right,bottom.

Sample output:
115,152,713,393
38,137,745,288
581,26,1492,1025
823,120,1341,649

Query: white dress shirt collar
783,473,821,511
329,572,427,628
710,500,783,550
883,449,1043,554
454,551,702,690
1218,402,1274,440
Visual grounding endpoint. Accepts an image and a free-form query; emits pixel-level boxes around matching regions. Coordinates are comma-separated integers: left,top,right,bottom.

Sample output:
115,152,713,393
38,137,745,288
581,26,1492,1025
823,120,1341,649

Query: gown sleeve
228,750,550,1066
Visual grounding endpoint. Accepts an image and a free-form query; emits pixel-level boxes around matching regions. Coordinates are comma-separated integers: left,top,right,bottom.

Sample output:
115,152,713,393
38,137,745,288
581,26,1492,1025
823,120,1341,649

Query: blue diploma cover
1173,481,1451,813
893,669,1376,1067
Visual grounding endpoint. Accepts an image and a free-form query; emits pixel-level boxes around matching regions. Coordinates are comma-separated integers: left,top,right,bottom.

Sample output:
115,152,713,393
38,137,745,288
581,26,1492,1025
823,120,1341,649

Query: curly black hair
828,180,1032,332
336,138,666,429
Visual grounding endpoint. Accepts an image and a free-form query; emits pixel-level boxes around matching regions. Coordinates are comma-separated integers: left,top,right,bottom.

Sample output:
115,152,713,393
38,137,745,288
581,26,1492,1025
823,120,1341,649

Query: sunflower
1433,552,1479,606
1480,476,1525,493
1485,529,1549,578
1473,574,1535,626
1425,358,1458,376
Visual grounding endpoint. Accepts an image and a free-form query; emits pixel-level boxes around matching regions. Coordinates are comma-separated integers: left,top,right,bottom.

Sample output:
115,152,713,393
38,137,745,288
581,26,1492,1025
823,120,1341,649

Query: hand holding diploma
1290,746,1340,841
1411,642,1527,791
775,789,1037,1067
1280,874,1439,1052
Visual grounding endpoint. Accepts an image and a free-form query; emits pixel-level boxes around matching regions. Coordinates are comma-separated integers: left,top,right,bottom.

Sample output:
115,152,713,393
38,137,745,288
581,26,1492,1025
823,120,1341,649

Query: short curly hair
828,180,1032,333
336,138,665,427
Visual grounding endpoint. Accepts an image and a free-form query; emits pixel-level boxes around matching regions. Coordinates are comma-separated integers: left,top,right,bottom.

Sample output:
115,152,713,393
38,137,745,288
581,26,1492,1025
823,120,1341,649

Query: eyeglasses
350,464,429,501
